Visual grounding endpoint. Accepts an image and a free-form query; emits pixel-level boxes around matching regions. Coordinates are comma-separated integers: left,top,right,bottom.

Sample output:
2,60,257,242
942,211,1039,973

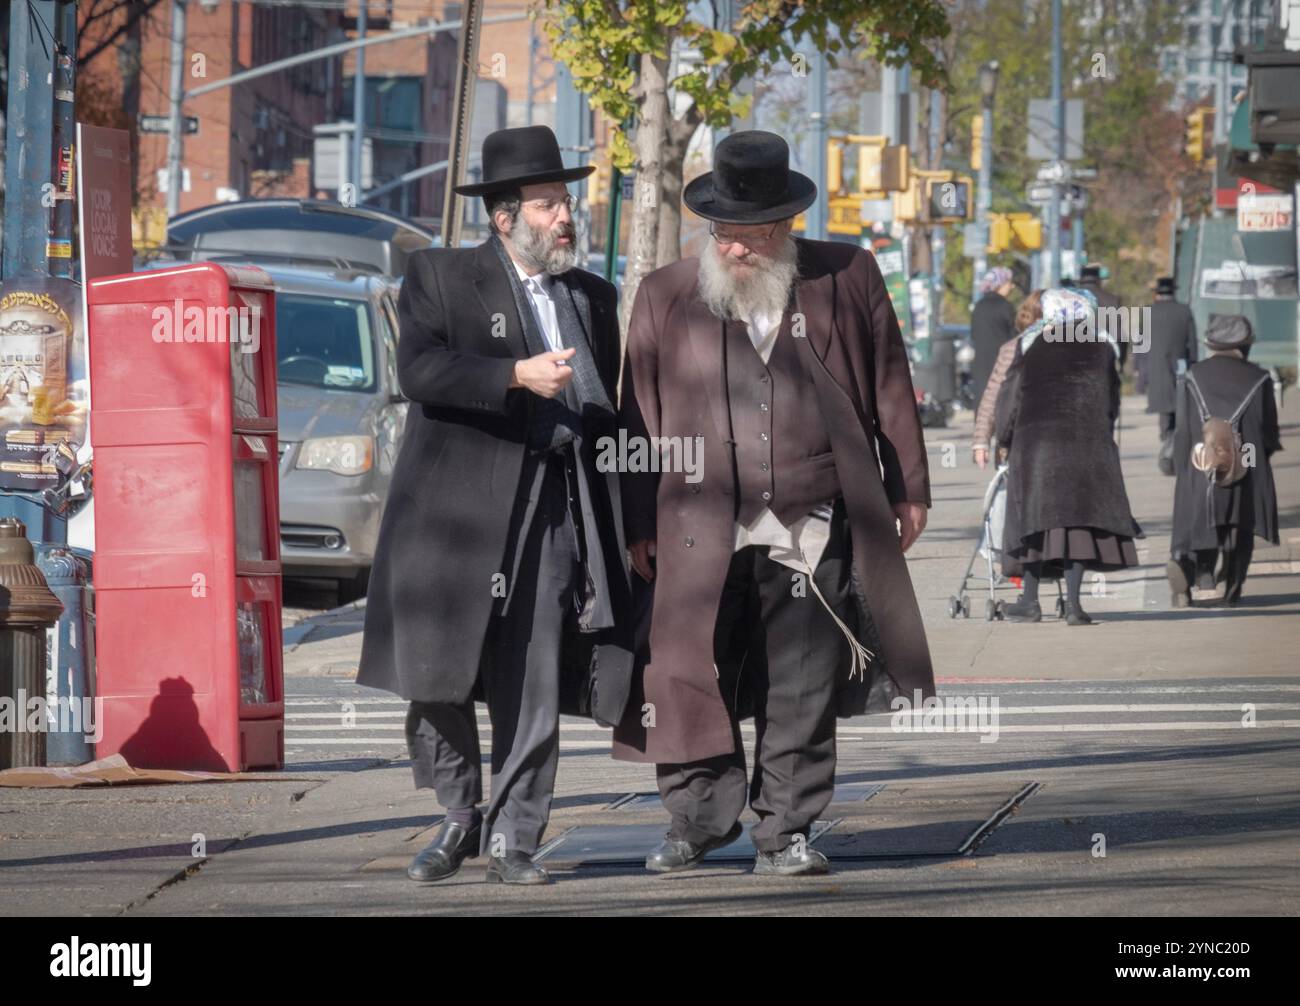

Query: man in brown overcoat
614,130,936,876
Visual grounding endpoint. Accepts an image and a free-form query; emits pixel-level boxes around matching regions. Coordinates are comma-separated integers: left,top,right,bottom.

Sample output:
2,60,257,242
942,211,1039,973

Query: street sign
140,114,198,135
1027,182,1054,204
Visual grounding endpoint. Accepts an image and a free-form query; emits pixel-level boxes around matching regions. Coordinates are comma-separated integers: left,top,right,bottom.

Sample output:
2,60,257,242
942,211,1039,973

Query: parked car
266,263,407,602
166,199,435,277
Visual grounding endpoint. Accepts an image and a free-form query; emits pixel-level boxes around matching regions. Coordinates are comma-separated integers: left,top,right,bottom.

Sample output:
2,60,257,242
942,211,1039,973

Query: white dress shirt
514,259,563,353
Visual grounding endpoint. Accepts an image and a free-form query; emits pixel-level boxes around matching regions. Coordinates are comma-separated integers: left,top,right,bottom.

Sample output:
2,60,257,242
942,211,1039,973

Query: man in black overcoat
1143,276,1198,475
358,126,633,886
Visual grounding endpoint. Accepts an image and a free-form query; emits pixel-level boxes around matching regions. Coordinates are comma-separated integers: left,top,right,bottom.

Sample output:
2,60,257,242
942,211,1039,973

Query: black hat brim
454,163,595,197
682,169,818,225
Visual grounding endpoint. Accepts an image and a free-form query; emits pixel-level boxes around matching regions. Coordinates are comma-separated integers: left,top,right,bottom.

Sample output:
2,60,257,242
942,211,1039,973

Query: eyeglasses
709,221,780,246
525,194,576,217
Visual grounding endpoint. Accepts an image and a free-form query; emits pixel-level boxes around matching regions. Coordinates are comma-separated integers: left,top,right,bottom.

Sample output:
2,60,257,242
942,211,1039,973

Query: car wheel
337,568,370,606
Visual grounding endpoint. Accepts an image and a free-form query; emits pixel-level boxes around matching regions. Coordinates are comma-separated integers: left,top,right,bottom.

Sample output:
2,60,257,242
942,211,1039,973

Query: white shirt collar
513,259,551,291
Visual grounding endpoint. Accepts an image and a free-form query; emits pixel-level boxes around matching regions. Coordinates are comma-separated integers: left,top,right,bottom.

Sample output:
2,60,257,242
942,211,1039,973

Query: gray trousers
405,449,582,856
656,501,852,853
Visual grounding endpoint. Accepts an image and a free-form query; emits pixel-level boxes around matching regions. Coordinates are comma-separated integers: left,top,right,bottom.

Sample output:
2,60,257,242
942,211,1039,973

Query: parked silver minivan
268,264,407,602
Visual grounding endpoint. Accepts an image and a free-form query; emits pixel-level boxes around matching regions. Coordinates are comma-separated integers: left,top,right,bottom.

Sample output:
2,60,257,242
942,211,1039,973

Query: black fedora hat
683,130,818,225
454,125,594,197
1154,276,1177,295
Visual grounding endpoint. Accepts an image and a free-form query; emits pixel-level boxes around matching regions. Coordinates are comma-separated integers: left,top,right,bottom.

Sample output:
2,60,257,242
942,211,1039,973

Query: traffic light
827,139,846,196
988,214,1011,253
588,159,611,205
926,175,970,222
1184,106,1213,163
985,212,1042,252
1008,213,1042,250
971,114,984,171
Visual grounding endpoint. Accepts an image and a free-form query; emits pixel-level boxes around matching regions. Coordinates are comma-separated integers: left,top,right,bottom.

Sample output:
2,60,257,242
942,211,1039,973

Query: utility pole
49,0,77,277
805,47,828,241
1048,0,1063,286
165,0,188,217
352,1,368,195
973,61,998,291
3,0,56,279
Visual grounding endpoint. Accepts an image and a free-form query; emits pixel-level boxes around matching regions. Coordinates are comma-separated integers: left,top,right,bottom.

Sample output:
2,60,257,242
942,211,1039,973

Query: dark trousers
405,448,582,856
655,504,851,853
1191,525,1255,601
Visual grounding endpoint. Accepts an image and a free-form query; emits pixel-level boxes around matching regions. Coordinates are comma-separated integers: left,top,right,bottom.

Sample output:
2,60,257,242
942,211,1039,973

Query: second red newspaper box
88,262,284,771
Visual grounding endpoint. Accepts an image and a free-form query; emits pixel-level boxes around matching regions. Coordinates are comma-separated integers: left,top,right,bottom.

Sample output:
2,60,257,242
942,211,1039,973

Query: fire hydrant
0,517,65,769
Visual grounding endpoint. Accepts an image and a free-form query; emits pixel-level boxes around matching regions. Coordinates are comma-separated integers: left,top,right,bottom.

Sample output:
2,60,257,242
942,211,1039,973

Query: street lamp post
973,61,999,292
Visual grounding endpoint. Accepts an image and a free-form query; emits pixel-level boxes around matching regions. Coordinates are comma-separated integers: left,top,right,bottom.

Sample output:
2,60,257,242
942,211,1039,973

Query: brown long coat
612,238,935,764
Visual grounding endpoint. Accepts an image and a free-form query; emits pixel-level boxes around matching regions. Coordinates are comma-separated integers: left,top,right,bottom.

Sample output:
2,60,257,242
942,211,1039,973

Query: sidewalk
1,390,1296,916
915,391,1300,680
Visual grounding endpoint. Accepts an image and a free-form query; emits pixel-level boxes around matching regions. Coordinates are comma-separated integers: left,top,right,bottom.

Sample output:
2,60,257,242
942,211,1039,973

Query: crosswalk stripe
840,721,1300,734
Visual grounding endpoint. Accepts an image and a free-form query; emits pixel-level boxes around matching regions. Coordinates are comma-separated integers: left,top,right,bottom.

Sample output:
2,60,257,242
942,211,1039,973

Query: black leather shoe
485,850,550,885
407,820,480,883
1062,601,1093,626
1001,597,1041,622
645,821,743,873
753,841,830,876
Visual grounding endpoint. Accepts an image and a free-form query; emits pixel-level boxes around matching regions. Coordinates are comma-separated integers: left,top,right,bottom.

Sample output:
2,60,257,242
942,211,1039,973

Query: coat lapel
684,292,735,446
471,241,530,361
792,240,835,365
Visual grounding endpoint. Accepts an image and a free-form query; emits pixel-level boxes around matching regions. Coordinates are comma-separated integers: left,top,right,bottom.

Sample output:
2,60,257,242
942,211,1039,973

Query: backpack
1185,370,1270,487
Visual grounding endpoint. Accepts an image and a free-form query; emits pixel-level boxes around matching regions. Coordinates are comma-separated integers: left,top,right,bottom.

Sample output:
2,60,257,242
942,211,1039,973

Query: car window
276,294,377,392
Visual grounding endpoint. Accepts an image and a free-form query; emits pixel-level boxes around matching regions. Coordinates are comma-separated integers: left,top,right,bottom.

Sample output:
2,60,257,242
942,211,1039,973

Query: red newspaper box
87,262,283,771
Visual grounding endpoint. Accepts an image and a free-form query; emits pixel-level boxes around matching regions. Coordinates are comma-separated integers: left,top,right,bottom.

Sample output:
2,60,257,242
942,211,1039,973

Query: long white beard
510,214,580,276
698,235,798,322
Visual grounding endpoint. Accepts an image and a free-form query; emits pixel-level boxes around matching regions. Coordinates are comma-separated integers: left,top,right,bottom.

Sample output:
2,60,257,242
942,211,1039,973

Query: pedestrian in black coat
1167,315,1281,607
1144,276,1198,475
970,266,1017,400
995,287,1142,625
358,126,633,886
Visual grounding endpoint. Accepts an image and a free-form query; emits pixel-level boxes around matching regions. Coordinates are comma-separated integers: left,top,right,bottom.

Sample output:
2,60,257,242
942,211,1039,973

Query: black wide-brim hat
1153,276,1177,295
683,130,818,225
454,125,594,197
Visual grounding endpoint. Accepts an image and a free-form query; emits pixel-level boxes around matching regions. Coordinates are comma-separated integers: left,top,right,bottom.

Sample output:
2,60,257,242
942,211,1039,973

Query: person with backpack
1168,314,1281,607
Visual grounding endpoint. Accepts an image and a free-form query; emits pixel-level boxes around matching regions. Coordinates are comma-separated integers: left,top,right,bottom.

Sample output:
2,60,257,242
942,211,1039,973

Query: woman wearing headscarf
994,288,1143,624
970,266,1018,404
972,289,1044,469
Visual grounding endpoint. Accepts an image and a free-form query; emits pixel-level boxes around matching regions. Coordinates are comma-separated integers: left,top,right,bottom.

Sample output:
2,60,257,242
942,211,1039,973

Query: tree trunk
620,51,670,336
656,105,701,268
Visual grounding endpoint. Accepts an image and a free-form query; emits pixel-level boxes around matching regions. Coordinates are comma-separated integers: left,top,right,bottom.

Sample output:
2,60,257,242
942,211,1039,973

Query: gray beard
698,235,798,322
509,214,580,276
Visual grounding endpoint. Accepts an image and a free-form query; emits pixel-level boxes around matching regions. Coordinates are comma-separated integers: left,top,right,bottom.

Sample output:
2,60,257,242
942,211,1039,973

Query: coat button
690,484,701,494
759,432,769,441
760,375,769,383
759,403,769,412
685,537,695,548
761,490,772,501
760,462,769,471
